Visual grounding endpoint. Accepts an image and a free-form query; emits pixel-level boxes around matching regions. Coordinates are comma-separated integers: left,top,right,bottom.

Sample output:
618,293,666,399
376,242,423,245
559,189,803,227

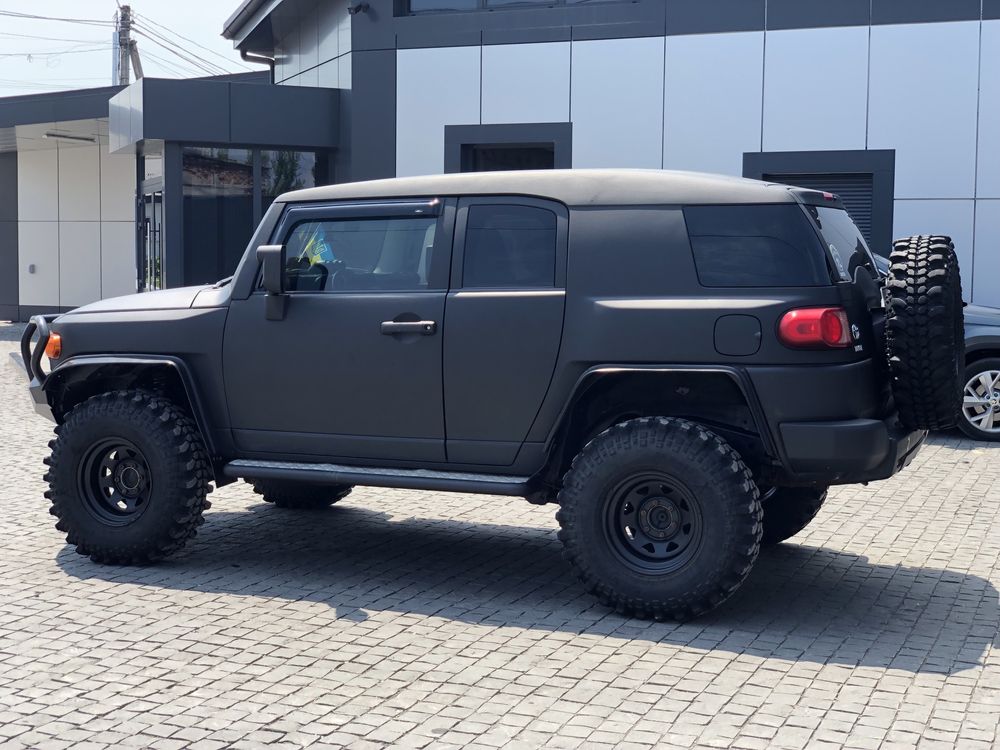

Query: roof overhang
108,76,340,154
222,0,283,48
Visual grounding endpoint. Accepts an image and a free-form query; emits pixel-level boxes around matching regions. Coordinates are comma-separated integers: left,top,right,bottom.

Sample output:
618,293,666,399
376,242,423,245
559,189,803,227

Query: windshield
806,205,879,282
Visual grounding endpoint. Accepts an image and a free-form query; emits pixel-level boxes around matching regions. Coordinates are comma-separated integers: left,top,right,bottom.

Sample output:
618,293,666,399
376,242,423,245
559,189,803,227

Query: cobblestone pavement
1,323,999,750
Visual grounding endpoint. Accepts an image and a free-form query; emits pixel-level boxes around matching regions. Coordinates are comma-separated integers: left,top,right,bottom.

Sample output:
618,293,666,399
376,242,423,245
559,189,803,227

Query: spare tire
884,235,964,430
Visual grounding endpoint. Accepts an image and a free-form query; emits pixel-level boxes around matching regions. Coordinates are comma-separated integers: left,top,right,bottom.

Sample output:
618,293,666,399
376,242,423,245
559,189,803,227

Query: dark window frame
743,149,895,257
444,123,572,175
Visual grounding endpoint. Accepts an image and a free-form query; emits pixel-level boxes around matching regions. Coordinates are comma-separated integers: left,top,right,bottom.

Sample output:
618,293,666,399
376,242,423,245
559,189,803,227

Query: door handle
380,320,437,335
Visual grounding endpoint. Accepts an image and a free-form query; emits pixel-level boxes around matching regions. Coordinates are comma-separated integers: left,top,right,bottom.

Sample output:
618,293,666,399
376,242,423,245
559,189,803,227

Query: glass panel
463,205,557,288
461,143,555,172
407,0,629,11
182,146,254,285
684,204,830,288
283,216,438,292
261,150,323,213
141,191,163,291
807,205,879,282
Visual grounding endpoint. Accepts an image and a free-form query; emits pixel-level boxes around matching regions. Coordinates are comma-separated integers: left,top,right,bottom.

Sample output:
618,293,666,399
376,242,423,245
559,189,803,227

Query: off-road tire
556,417,762,621
760,487,827,546
44,390,212,564
250,479,352,509
957,358,1000,442
885,235,964,430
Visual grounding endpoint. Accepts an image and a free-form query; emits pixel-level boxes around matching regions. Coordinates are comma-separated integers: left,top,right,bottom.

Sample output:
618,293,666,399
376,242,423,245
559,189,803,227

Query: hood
964,304,1000,328
63,286,208,315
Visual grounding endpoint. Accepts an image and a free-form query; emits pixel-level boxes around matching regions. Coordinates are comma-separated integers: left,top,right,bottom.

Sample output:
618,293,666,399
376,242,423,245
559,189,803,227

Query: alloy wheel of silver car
962,369,1000,434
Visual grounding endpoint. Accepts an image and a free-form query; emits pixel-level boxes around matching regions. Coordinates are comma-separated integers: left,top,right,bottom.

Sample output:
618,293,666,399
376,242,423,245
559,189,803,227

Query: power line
0,46,109,59
0,31,108,44
0,10,114,27
131,27,228,77
138,47,206,79
133,13,251,72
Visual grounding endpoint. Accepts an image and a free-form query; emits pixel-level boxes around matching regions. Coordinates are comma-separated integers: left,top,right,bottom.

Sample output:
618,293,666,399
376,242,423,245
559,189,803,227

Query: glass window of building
182,146,254,285
261,150,324,213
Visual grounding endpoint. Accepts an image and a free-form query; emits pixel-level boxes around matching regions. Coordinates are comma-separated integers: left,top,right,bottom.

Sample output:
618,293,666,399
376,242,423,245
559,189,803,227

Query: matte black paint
37,170,922,491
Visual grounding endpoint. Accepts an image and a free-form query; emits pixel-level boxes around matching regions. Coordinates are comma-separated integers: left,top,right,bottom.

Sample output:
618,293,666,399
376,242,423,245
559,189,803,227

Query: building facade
1,0,997,320
227,0,1000,307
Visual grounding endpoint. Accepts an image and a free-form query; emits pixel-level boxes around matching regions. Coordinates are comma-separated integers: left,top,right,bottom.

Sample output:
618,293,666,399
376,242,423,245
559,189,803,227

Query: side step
223,459,533,497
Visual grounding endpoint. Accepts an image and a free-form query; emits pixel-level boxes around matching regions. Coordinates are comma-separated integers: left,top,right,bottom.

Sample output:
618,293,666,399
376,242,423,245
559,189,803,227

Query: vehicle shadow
57,500,998,676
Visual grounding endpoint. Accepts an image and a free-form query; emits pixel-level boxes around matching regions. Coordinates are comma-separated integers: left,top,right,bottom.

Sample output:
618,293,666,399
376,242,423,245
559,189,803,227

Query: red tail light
778,307,852,349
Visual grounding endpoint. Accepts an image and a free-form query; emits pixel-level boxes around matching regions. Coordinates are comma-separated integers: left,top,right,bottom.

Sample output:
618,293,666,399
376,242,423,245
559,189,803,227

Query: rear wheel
250,479,352,509
884,235,964,430
958,358,1000,441
556,417,762,621
760,487,827,546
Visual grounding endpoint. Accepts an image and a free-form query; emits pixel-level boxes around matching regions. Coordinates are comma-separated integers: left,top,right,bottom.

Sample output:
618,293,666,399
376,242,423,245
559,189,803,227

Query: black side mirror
256,244,287,320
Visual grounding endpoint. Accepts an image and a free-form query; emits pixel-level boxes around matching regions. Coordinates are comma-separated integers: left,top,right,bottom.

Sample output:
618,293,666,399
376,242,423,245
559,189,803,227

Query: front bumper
778,413,926,484
20,315,58,422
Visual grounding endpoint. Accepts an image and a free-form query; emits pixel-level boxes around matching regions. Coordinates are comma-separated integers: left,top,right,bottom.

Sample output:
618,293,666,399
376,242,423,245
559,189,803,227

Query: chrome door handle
380,320,437,335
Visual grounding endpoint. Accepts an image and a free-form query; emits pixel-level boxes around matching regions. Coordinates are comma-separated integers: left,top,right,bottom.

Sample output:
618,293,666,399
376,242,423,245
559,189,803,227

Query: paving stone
0,322,998,748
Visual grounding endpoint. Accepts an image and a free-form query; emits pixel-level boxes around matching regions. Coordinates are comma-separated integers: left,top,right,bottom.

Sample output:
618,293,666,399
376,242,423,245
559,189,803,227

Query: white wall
978,21,1000,199
17,141,136,309
482,42,570,125
893,200,976,284
763,25,869,152
663,31,763,176
396,46,481,177
571,37,664,169
868,22,980,200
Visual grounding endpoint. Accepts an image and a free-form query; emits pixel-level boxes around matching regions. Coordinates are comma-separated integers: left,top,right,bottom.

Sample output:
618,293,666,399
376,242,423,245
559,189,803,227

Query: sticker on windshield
829,243,847,280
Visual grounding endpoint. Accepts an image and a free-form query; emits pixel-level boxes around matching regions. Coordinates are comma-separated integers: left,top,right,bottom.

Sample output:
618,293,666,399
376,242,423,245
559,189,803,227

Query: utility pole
116,5,132,86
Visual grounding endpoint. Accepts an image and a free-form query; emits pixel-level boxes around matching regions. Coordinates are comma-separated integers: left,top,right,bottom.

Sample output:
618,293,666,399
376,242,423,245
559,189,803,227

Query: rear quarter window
684,204,830,287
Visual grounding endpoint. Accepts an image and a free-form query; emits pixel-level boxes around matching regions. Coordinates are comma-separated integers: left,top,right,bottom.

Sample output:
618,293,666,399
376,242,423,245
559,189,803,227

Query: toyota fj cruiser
21,169,964,620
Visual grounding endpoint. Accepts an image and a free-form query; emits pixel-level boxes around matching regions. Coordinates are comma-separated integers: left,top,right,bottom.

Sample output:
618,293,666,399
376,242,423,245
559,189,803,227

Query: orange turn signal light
44,333,62,359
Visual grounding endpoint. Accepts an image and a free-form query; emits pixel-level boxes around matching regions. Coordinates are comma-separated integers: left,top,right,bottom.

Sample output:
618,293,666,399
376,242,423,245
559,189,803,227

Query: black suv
21,170,964,620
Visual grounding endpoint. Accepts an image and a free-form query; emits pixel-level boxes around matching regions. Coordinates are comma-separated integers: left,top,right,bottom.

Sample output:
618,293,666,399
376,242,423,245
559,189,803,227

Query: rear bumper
778,414,926,484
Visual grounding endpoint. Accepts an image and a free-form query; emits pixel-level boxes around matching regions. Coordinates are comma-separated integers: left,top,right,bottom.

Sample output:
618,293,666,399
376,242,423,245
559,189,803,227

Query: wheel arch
539,365,777,489
43,355,217,463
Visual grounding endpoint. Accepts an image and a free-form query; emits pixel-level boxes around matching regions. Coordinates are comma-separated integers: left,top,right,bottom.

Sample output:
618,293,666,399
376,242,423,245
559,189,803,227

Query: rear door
443,197,568,465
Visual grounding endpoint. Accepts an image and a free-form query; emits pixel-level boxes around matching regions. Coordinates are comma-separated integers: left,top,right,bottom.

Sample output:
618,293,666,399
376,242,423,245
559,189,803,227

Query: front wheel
44,390,212,564
556,417,762,621
958,358,1000,441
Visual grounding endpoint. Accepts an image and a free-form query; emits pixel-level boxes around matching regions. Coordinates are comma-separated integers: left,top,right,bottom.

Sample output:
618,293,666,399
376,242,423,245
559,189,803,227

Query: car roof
279,168,798,208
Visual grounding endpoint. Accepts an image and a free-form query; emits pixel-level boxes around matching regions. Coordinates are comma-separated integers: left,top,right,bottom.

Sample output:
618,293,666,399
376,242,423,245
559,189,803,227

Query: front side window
463,205,557,288
283,216,438,292
684,204,830,288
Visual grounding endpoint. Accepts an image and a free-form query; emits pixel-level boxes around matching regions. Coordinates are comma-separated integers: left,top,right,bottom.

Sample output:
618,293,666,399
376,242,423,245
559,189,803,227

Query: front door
222,199,452,462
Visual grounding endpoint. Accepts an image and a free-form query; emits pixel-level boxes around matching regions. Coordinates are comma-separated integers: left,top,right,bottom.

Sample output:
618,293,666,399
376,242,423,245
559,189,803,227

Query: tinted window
807,205,878,282
282,216,437,292
684,204,830,287
463,205,557,288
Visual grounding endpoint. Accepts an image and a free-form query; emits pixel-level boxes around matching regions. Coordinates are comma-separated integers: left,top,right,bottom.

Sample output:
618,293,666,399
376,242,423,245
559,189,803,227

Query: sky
0,1,257,98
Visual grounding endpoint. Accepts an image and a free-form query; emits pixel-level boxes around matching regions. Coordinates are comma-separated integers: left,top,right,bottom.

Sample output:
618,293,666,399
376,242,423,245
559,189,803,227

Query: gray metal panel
665,0,765,35
140,79,230,144
443,123,572,174
0,221,17,313
349,49,396,182
0,86,122,129
230,82,338,148
766,0,870,30
0,152,15,222
987,0,1000,20
871,0,982,24
483,26,571,45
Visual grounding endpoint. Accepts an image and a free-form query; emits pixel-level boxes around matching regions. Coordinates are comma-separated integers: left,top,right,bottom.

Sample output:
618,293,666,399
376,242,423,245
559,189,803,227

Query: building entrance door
139,187,163,291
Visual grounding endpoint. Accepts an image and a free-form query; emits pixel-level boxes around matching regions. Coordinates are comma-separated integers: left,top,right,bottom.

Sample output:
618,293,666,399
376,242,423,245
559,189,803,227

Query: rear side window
684,204,830,287
807,205,878,282
463,205,557,288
